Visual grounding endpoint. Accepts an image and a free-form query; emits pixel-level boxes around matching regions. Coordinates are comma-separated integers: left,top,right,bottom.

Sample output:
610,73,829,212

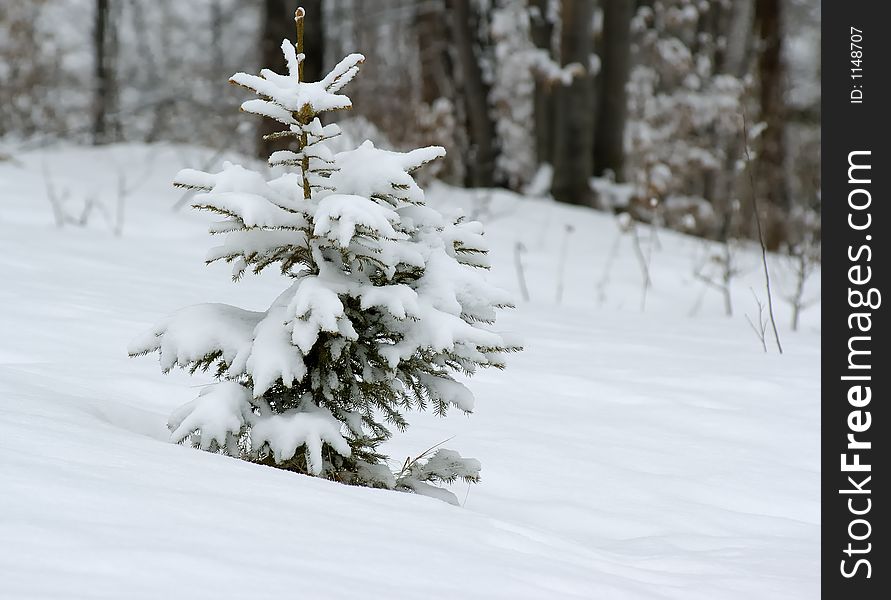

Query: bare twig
469,189,493,222
596,223,624,307
647,197,663,251
42,163,69,227
745,288,768,353
628,222,651,312
693,240,737,317
514,241,530,302
42,160,144,236
113,169,132,236
785,243,820,331
556,224,573,304
688,283,708,317
741,113,782,354
76,195,99,226
395,436,455,481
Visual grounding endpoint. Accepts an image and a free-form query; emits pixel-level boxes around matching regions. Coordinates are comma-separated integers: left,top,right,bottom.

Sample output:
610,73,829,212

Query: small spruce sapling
129,8,519,504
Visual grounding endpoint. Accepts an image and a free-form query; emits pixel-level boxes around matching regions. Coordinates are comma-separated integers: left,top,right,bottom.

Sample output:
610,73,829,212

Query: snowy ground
0,144,820,599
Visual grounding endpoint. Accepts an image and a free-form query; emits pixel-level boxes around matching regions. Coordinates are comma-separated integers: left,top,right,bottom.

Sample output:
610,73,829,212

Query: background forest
1,0,820,252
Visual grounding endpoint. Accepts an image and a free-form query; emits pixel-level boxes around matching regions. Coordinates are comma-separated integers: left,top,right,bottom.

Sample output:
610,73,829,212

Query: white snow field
0,145,819,599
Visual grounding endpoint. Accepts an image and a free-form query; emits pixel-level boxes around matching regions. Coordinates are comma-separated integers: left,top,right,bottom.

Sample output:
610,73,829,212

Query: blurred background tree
0,0,820,249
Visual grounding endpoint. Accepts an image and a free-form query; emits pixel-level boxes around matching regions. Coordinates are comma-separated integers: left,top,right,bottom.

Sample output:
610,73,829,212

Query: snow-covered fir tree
128,8,518,504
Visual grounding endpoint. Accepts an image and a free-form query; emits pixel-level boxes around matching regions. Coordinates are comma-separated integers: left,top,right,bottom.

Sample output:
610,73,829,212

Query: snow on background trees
2,1,820,245
0,2,822,594
128,15,517,503
0,0,820,339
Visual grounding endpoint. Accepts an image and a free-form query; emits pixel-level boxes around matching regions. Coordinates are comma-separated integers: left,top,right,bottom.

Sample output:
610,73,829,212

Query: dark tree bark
447,0,497,188
754,0,788,248
704,0,753,238
92,0,119,145
593,0,633,180
301,1,324,82
415,1,466,185
416,1,455,104
529,0,555,166
551,0,596,205
258,0,323,158
690,0,726,65
722,0,755,77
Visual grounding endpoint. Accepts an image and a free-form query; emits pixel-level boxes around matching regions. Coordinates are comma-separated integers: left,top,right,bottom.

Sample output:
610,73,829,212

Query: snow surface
0,144,819,599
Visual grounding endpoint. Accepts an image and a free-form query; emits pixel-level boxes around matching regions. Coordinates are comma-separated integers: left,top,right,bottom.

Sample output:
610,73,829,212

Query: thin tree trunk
92,0,117,145
706,0,753,237
754,0,787,249
448,0,497,188
723,0,755,77
258,0,323,158
552,0,596,206
593,0,633,180
529,0,554,166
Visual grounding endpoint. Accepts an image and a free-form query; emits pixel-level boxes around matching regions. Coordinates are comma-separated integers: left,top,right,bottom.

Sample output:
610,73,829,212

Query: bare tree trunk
755,0,787,249
92,0,118,145
529,0,555,166
416,1,454,105
722,0,755,77
704,0,753,238
258,0,323,158
552,0,596,206
447,0,497,188
593,0,633,180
